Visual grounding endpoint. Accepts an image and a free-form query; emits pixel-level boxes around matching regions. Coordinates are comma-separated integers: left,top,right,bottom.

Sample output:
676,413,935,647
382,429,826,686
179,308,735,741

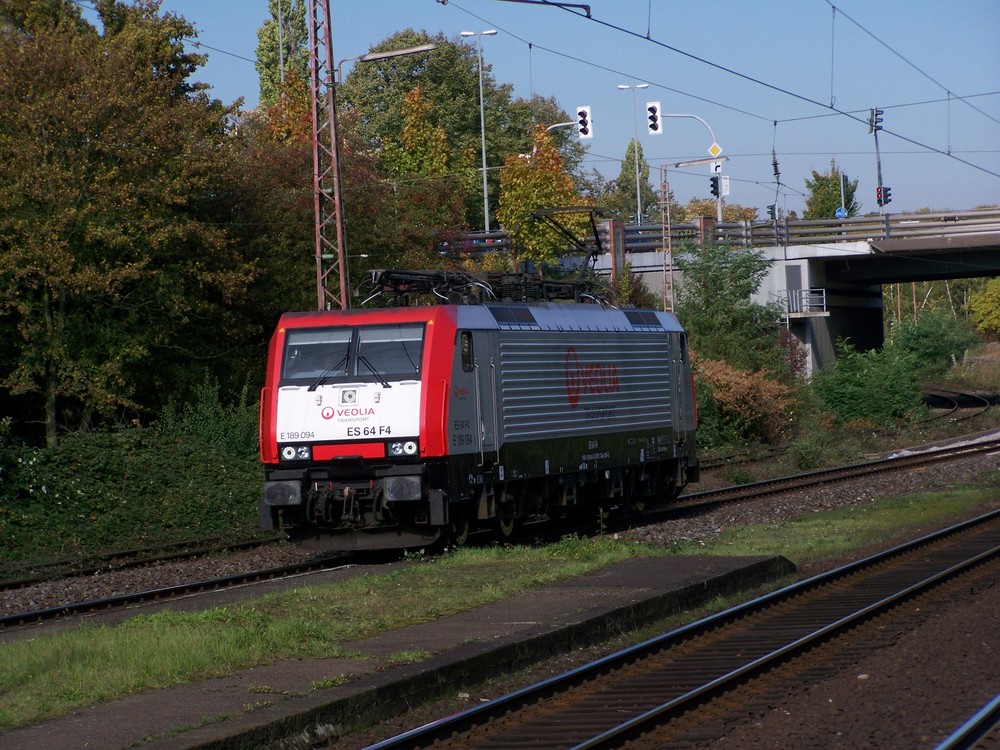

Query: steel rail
575,529,1000,749
0,554,350,629
0,535,282,591
934,692,1000,750
364,509,1000,749
672,434,1000,510
6,434,997,630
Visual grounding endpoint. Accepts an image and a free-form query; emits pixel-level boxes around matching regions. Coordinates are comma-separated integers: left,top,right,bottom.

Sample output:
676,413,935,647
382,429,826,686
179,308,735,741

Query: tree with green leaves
601,139,658,224
803,159,859,219
683,198,758,222
254,0,309,109
0,0,251,445
375,87,467,269
968,278,1000,336
812,340,921,426
336,30,579,232
886,309,981,377
674,241,786,375
496,126,590,267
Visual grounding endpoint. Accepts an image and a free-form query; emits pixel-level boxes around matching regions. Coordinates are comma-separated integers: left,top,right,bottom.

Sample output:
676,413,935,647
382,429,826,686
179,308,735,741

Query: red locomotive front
259,306,458,550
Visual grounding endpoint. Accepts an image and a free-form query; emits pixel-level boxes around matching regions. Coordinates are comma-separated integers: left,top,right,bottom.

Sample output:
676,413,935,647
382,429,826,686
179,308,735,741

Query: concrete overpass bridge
460,207,1000,374
606,207,1000,374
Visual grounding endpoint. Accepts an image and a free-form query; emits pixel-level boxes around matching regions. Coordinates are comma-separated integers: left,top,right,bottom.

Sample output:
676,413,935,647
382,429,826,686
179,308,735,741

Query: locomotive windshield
282,324,424,384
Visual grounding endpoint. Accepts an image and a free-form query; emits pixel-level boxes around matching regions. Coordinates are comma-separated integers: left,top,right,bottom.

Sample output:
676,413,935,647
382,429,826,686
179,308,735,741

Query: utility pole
306,0,347,310
305,1,433,309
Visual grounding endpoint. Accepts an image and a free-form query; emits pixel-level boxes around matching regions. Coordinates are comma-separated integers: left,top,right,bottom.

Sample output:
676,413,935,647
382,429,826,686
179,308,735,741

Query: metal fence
456,208,1000,255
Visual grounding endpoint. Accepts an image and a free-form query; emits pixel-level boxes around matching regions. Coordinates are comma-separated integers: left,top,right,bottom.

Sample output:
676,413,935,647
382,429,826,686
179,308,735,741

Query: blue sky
86,1,1000,217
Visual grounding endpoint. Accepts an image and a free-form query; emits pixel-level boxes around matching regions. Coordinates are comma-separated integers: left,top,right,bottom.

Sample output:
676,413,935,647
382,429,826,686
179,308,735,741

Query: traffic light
646,101,661,134
709,175,720,198
576,106,592,139
767,204,776,220
868,107,883,133
876,186,883,206
882,186,892,206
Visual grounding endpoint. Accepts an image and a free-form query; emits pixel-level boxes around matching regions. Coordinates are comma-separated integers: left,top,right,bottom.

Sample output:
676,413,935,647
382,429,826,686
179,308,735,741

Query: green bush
158,375,258,456
811,341,922,426
886,310,981,378
0,379,261,565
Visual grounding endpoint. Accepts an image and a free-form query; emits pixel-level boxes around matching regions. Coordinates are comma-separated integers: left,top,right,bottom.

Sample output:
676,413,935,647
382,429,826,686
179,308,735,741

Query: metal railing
771,289,828,316
447,208,1000,255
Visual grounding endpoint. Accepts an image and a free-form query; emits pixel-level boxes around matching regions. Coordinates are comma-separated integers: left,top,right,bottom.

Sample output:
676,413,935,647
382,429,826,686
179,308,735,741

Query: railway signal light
576,106,592,139
868,107,883,133
709,175,720,198
646,101,661,134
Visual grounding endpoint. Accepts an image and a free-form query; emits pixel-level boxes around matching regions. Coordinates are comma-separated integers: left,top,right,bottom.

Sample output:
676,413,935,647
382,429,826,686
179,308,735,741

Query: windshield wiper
357,354,392,388
307,353,348,391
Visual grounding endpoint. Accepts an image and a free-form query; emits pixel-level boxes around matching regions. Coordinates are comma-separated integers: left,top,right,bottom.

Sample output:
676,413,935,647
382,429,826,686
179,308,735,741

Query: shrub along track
364,509,1000,750
2,433,998,631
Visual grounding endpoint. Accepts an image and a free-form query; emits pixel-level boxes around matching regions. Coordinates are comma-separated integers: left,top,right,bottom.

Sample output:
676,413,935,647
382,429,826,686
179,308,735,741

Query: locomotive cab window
282,329,351,381
280,324,424,384
355,324,424,378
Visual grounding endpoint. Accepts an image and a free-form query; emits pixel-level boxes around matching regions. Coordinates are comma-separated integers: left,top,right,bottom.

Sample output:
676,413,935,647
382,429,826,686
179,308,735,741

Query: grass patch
0,536,657,728
672,486,998,565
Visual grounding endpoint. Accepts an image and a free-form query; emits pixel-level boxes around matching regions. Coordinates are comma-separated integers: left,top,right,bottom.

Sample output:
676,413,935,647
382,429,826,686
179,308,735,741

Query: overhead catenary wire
505,0,1000,181
61,0,1000,192
819,0,1000,128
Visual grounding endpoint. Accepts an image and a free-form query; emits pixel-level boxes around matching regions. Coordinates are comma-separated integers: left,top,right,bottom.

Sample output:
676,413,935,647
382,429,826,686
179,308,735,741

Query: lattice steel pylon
306,0,349,309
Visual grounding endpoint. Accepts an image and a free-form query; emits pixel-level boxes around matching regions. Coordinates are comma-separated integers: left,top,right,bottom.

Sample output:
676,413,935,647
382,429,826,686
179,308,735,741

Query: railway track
922,387,994,424
666,432,1000,516
0,534,282,591
4,432,998,631
936,693,1000,750
365,508,1000,749
0,552,351,629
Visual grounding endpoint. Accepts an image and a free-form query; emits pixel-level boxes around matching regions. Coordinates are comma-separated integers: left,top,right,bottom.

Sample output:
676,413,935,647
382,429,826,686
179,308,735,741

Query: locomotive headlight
280,445,311,461
388,440,419,457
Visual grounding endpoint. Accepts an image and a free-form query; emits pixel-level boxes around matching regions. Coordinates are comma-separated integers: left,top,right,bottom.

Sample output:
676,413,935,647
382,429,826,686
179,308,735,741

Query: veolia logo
564,347,620,408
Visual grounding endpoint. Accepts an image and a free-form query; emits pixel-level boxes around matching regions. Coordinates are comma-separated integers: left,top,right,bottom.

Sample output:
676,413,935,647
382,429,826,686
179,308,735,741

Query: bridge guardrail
445,208,1000,256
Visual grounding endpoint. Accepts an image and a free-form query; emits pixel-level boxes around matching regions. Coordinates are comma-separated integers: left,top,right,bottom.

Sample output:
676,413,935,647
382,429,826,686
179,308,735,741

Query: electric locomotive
259,270,698,550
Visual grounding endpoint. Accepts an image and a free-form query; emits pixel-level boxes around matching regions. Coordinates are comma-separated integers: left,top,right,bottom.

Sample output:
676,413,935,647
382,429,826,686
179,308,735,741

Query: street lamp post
661,113,723,222
658,156,729,312
336,43,436,84
462,30,497,232
618,83,648,224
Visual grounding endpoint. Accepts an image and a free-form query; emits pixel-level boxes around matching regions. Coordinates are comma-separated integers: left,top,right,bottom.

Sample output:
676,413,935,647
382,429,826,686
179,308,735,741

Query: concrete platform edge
158,555,796,750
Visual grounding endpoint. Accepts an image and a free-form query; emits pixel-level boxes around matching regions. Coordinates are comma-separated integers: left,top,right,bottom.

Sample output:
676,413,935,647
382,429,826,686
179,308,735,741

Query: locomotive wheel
494,505,516,541
449,507,471,547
